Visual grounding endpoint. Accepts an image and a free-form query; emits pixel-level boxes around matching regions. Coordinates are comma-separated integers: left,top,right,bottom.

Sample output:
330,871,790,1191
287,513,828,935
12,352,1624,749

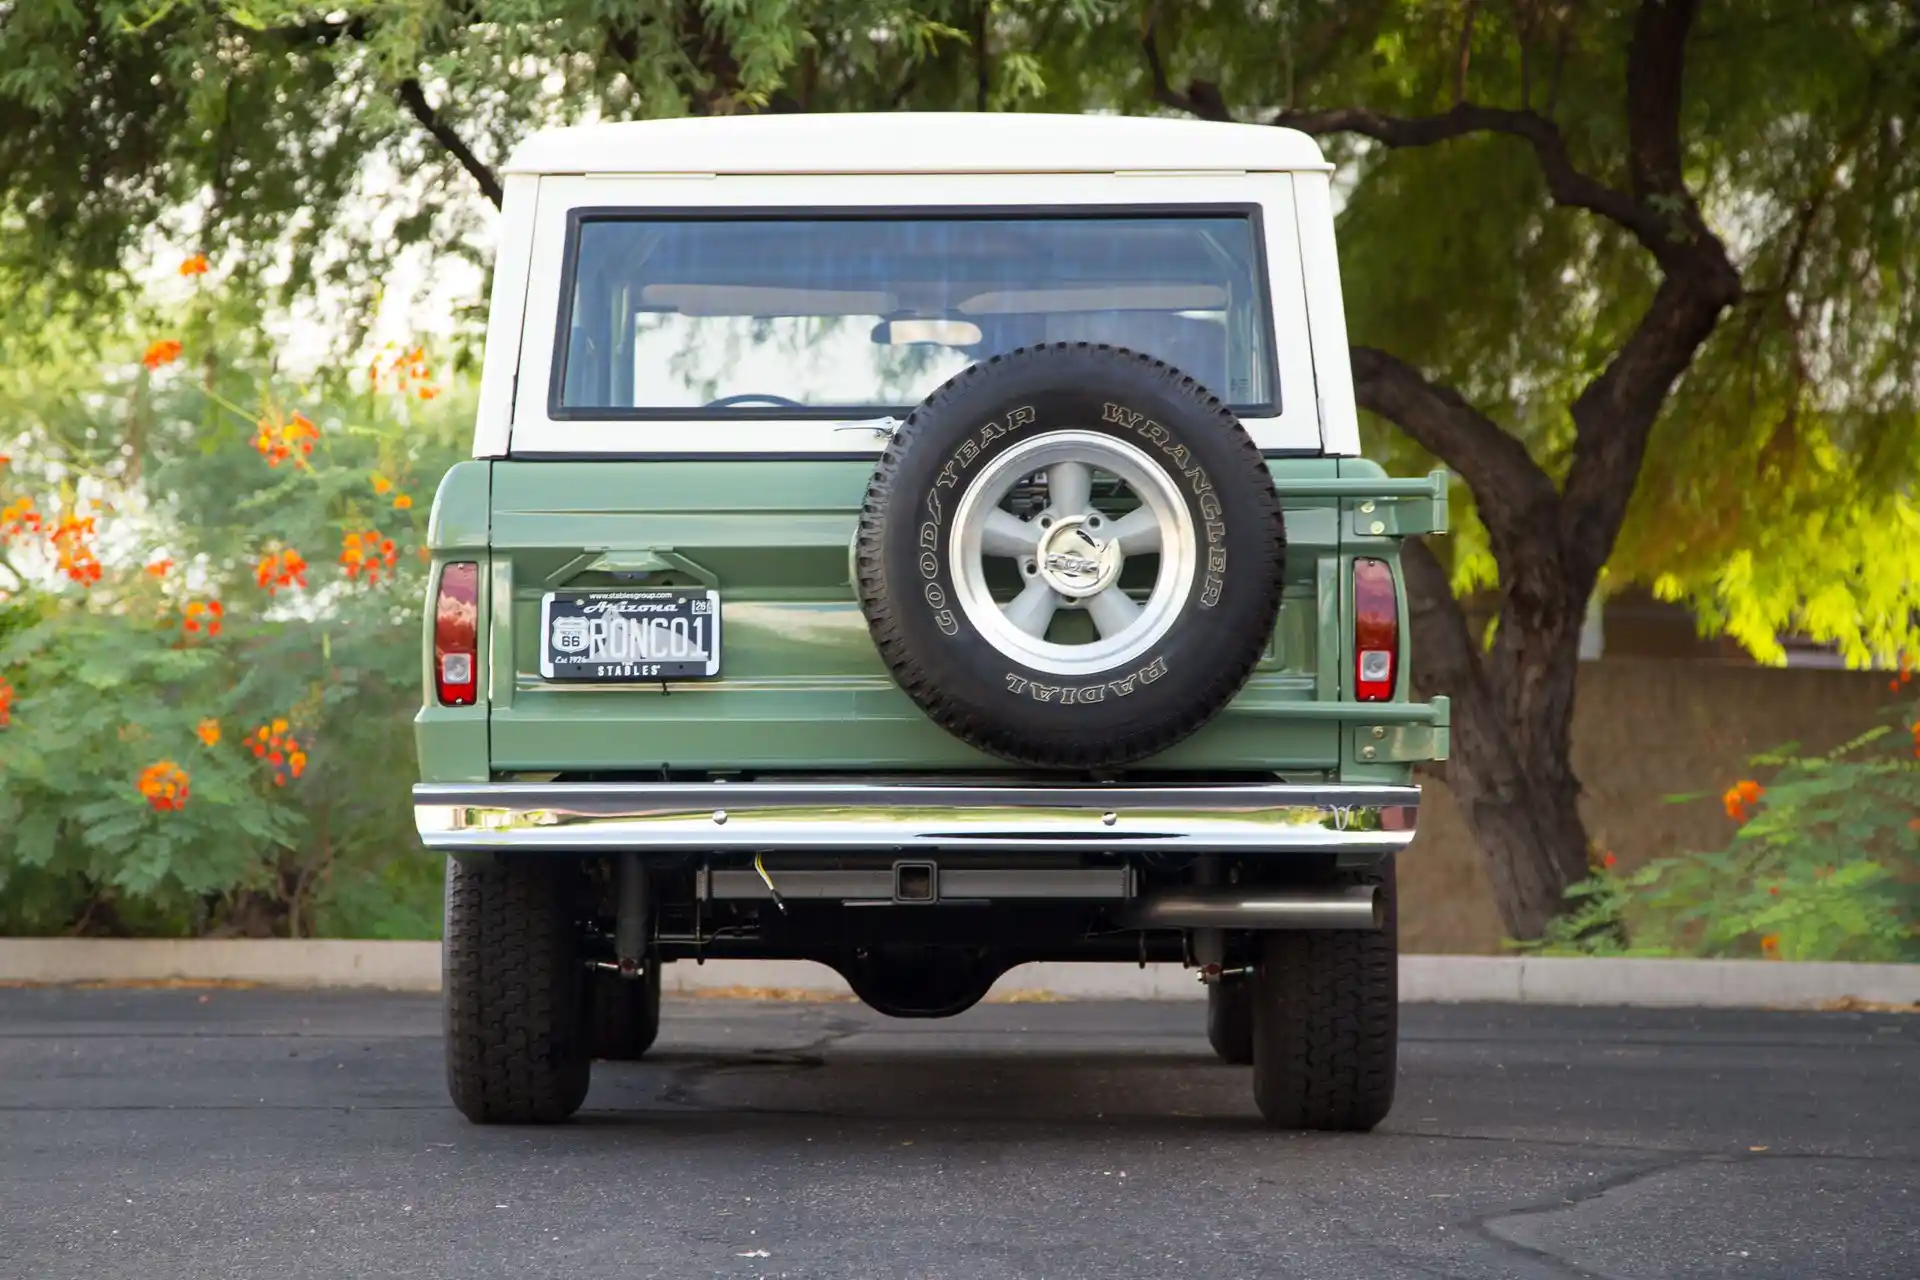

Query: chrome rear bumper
412,781,1419,856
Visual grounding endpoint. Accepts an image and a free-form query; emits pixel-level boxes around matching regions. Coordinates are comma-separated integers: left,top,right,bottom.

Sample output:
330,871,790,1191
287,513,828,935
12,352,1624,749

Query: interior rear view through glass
553,211,1278,418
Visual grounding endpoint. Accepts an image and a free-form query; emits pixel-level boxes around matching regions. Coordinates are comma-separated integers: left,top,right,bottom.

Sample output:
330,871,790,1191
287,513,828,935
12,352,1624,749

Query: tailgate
478,459,1357,774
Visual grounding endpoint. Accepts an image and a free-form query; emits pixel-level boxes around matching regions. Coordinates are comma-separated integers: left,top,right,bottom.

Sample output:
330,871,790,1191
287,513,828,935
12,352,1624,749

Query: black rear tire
443,856,592,1124
1250,859,1398,1131
589,963,662,1060
1206,977,1254,1065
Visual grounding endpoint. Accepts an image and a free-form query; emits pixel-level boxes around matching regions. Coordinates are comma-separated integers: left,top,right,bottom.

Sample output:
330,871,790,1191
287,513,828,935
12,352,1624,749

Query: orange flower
248,716,305,784
179,254,209,277
371,474,393,495
254,549,308,594
136,760,191,812
1,496,42,538
1722,780,1764,824
145,558,173,578
1760,934,1780,958
142,339,184,370
252,410,321,469
1601,851,1617,869
195,718,221,747
0,676,13,727
371,341,439,399
247,717,306,785
179,597,224,640
393,494,413,511
340,529,401,584
49,512,103,586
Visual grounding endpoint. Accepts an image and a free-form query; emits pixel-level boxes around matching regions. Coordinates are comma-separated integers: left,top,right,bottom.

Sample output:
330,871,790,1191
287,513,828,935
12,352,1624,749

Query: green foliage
6,3,1915,664
3,1,1917,943
0,0,1026,330
0,294,465,937
1520,698,1920,962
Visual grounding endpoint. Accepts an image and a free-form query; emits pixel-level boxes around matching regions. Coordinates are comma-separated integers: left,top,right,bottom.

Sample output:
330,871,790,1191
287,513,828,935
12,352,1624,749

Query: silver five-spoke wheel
949,430,1197,677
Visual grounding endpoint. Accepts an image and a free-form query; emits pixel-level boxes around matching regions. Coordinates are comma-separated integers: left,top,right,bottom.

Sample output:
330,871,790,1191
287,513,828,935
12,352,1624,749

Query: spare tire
855,343,1285,768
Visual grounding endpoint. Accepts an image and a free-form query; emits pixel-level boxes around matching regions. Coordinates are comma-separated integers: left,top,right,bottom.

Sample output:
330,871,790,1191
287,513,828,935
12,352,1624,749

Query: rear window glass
553,211,1278,418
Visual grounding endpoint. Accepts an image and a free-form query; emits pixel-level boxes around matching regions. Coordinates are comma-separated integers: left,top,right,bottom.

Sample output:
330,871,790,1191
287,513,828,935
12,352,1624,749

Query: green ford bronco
413,112,1449,1129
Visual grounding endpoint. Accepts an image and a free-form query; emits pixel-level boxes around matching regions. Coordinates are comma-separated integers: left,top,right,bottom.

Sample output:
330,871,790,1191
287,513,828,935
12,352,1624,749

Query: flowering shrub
0,309,465,938
252,410,320,468
1522,688,1920,961
136,761,192,813
253,548,309,594
142,339,183,370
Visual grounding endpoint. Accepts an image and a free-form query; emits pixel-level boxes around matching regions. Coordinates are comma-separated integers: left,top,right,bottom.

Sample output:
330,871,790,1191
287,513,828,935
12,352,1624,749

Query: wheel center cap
1037,518,1122,598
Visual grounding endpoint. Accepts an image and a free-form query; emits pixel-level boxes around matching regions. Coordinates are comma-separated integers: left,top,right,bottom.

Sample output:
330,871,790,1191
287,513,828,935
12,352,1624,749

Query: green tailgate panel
480,460,1346,775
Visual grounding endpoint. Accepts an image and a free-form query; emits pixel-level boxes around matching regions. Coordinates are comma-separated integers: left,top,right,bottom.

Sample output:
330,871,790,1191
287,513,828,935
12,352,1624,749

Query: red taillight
1353,558,1397,702
434,562,480,706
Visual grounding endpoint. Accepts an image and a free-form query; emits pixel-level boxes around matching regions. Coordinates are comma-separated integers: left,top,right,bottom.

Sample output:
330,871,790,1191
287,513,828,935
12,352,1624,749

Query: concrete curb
0,939,443,992
2,939,1914,1008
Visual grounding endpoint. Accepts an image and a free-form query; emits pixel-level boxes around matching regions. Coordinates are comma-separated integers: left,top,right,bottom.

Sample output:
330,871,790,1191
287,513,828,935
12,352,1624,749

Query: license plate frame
539,589,722,682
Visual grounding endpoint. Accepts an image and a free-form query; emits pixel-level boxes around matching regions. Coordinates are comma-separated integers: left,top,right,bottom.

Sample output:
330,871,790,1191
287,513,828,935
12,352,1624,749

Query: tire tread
1207,978,1255,1065
589,964,662,1061
443,857,591,1124
1250,861,1398,1131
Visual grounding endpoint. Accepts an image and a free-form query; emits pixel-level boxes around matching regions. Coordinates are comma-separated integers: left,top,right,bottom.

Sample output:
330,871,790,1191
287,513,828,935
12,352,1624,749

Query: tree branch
1401,535,1484,702
1141,18,1232,121
1270,102,1691,271
1545,2,1576,117
971,1,991,113
396,78,502,210
1453,0,1481,104
1623,0,1694,205
1557,0,1740,588
1349,346,1560,553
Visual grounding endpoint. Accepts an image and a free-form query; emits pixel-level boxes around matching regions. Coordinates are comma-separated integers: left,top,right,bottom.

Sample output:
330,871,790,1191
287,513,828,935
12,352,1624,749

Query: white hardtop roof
504,112,1329,178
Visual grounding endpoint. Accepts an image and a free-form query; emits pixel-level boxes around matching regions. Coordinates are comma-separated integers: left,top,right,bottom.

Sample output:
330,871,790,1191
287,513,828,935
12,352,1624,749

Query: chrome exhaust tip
1124,884,1382,931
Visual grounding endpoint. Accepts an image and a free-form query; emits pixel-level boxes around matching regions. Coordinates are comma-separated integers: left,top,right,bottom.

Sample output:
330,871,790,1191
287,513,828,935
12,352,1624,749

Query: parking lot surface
0,987,1913,1279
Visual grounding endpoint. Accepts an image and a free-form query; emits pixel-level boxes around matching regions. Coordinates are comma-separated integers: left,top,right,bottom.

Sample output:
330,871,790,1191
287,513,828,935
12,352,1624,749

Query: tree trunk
1150,0,1744,939
1446,693,1593,940
1403,539,1595,937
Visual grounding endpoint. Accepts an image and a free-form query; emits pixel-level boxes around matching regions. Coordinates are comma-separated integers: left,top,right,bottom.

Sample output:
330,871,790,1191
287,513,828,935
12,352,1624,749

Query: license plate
539,590,721,681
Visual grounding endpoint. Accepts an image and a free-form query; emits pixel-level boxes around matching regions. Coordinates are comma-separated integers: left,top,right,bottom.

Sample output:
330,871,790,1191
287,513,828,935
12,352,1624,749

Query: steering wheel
703,393,809,410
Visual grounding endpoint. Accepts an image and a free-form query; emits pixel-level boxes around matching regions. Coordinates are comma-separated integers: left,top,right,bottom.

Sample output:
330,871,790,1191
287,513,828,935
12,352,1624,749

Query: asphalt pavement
0,987,1913,1280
